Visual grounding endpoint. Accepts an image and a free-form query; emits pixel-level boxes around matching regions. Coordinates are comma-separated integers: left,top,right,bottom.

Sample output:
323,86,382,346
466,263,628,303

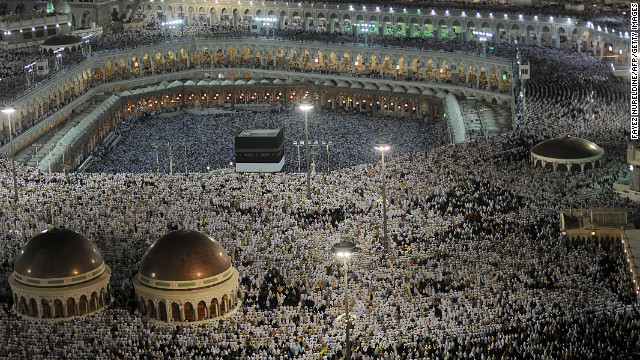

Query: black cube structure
234,128,285,172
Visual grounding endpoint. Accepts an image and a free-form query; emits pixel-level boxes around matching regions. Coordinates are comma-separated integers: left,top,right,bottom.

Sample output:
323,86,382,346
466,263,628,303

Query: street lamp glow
375,140,391,260
299,102,314,199
331,239,359,360
374,140,391,151
299,103,314,111
2,108,16,114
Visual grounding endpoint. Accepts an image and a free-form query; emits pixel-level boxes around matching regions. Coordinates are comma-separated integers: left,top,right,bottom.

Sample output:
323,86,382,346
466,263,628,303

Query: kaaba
234,128,285,172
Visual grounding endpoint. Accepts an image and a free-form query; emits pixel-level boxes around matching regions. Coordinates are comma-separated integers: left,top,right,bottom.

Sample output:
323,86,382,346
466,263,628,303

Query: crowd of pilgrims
0,4,638,360
84,107,446,174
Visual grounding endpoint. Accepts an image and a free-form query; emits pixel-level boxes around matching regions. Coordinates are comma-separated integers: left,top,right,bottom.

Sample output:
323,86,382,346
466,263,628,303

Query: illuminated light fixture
535,15,538,20
550,16,554,21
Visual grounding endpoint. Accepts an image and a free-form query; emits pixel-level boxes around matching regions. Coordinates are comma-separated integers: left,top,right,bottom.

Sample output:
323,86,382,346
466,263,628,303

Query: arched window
67,298,77,317
42,299,51,318
19,296,28,315
90,292,98,312
29,298,38,317
148,300,157,319
159,301,168,321
79,295,88,315
140,298,147,316
171,302,181,322
197,301,207,320
184,302,194,322
54,299,63,318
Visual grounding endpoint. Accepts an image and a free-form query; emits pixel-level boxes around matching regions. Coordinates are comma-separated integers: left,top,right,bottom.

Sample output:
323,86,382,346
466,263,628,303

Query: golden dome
13,228,104,280
138,230,232,282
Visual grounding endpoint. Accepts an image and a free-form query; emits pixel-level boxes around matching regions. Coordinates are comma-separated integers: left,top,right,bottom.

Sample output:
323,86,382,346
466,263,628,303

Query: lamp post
59,141,70,182
322,140,334,172
151,142,161,174
2,108,18,203
166,142,174,175
293,141,302,172
182,141,191,174
374,140,391,259
298,102,313,199
310,140,319,175
331,240,359,360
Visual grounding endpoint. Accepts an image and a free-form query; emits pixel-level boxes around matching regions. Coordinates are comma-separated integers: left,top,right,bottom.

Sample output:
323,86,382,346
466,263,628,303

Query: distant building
615,144,640,202
530,135,604,172
235,128,285,172
8,228,112,320
133,230,240,324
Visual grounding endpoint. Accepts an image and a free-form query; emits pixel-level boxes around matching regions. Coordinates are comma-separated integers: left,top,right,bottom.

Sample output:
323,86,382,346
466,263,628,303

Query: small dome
14,228,104,279
531,135,604,160
139,230,231,282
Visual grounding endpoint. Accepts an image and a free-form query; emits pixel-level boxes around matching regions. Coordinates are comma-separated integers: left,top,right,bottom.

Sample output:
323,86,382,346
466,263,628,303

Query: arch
148,300,157,319
159,301,168,321
570,163,582,172
28,298,37,317
171,302,180,321
558,27,567,42
66,297,77,317
544,162,554,171
139,297,147,315
79,295,89,315
556,164,568,172
184,302,194,322
197,300,207,320
41,299,51,318
90,292,98,311
53,299,63,318
19,296,27,315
